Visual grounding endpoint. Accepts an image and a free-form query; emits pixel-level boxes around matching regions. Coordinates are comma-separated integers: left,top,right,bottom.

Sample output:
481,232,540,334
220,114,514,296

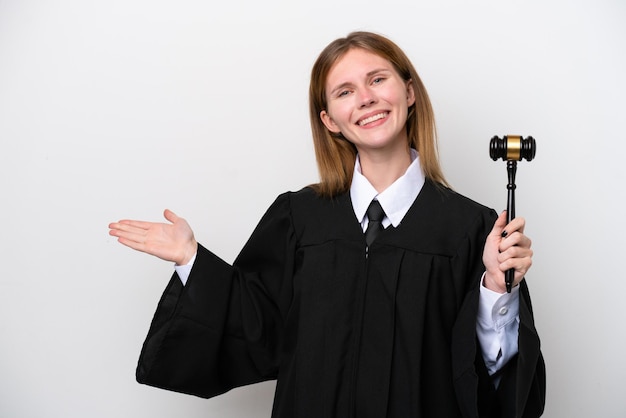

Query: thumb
163,209,179,224
491,210,508,237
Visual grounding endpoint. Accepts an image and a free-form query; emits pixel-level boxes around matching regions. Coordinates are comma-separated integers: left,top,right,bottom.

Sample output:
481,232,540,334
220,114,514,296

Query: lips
357,112,389,126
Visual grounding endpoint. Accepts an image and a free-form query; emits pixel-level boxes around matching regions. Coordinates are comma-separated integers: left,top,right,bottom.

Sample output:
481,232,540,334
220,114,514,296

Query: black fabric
364,199,385,246
136,180,545,417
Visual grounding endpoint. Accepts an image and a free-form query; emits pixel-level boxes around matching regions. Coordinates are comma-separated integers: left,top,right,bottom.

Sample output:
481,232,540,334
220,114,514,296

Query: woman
109,31,545,417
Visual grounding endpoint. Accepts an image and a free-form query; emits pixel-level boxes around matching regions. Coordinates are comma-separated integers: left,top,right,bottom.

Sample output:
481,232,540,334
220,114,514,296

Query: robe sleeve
135,192,297,398
451,208,546,418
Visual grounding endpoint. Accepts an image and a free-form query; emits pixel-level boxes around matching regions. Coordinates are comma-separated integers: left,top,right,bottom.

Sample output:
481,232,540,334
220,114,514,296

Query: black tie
365,199,385,246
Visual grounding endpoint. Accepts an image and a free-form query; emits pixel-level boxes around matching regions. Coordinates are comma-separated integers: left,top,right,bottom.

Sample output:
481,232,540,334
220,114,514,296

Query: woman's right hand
108,209,197,265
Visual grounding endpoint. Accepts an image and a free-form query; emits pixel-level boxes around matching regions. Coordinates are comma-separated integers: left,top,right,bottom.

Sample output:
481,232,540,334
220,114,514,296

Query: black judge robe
136,180,545,417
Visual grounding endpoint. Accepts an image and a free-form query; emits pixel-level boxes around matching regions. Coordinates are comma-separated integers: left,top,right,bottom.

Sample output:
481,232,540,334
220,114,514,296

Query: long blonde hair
308,31,449,197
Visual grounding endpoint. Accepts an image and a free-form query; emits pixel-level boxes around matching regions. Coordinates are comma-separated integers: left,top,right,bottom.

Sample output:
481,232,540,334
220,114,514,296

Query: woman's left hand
482,211,533,293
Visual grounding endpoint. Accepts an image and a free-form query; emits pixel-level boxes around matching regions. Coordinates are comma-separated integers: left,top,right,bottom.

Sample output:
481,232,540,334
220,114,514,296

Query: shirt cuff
174,252,197,286
476,273,520,376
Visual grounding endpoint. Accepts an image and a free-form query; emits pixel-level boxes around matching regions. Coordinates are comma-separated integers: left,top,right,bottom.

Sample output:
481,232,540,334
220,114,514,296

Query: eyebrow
328,68,392,95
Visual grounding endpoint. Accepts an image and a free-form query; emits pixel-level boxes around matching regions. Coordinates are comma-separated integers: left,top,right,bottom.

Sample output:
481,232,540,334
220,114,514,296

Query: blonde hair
308,31,449,197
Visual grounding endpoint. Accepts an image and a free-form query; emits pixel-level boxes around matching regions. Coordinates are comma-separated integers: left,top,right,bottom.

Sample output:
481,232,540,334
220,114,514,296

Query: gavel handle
505,161,517,293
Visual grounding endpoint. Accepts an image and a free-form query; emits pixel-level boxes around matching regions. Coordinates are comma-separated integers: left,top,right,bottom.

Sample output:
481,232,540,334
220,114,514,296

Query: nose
358,87,376,108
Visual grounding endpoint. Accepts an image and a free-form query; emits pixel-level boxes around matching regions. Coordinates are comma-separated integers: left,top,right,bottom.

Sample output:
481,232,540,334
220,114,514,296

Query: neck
358,146,412,193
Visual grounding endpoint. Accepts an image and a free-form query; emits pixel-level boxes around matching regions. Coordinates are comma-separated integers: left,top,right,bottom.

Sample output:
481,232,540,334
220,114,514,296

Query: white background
1,0,624,416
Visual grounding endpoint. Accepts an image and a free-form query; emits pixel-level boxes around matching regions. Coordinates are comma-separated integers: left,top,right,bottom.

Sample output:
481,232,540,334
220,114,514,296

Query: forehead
326,48,394,87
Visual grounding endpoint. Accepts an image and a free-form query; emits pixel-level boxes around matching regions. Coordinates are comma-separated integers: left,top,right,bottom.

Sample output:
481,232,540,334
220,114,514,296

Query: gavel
489,135,536,293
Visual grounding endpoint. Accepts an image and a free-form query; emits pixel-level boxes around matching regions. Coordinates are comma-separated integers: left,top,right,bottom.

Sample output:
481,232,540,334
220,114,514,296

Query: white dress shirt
176,149,519,377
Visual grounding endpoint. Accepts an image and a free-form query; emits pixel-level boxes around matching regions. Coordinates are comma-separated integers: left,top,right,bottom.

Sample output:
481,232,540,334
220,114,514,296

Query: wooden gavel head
490,135,536,162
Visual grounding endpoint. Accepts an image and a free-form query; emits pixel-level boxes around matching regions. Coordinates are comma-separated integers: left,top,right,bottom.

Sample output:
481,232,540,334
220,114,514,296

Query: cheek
391,88,410,105
328,104,352,127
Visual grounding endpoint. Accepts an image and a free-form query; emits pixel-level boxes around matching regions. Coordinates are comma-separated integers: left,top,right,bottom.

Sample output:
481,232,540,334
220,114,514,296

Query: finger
498,244,533,263
109,227,145,244
510,232,532,249
497,249,533,285
108,221,149,236
503,216,526,237
109,219,159,244
116,236,148,253
499,255,532,278
116,219,158,230
499,230,532,253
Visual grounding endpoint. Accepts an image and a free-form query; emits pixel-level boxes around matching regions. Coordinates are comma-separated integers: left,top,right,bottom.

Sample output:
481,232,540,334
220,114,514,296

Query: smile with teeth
358,112,388,126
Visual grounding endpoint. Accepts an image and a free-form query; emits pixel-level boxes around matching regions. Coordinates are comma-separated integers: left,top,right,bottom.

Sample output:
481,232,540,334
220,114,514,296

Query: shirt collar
350,148,425,228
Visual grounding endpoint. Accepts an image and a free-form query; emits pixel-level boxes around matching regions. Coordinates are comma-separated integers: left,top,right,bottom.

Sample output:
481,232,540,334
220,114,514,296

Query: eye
372,77,385,85
337,89,351,98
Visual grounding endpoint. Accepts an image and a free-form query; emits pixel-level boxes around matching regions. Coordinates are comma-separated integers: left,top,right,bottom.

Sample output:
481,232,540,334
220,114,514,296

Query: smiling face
320,48,416,157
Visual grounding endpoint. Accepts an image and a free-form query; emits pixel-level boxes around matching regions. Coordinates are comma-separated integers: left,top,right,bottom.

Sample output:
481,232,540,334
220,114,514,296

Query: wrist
177,239,198,266
483,271,507,294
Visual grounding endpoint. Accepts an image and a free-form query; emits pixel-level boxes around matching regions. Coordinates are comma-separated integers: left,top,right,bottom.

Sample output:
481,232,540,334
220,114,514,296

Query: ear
406,79,416,107
320,110,342,134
